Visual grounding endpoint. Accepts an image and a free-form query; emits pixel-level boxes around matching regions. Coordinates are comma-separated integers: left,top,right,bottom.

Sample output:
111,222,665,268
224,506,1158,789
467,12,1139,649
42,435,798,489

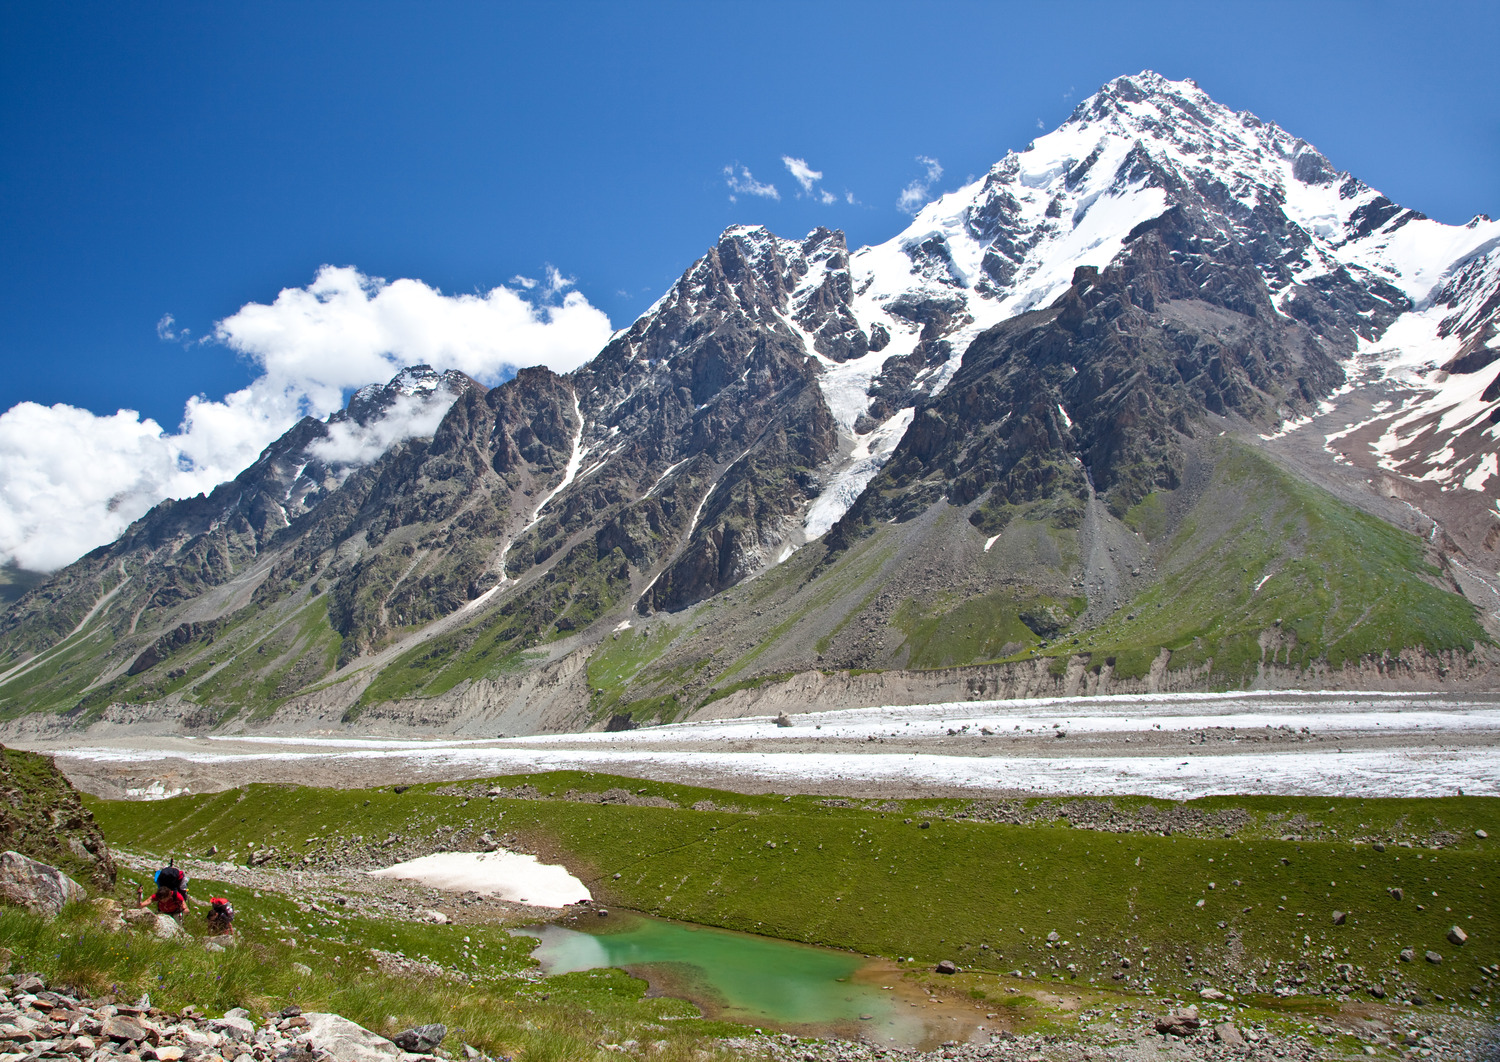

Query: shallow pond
513,913,994,1048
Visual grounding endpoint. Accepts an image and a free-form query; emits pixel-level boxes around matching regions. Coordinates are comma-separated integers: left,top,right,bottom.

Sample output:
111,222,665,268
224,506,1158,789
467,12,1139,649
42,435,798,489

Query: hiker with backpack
205,896,235,936
139,860,191,921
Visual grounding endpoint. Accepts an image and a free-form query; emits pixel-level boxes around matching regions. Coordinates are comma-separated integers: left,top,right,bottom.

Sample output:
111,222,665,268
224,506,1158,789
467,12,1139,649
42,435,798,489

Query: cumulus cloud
782,156,822,193
0,266,614,572
723,164,779,202
897,156,943,214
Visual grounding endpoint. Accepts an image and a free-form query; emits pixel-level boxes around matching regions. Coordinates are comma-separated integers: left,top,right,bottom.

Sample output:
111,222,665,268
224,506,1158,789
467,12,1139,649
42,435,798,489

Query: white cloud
781,156,823,194
0,266,614,572
308,389,456,468
723,164,779,202
897,156,944,214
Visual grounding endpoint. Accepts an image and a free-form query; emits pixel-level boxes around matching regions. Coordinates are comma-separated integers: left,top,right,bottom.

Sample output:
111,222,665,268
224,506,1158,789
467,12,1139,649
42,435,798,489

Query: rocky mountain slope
0,745,114,889
2,72,1498,736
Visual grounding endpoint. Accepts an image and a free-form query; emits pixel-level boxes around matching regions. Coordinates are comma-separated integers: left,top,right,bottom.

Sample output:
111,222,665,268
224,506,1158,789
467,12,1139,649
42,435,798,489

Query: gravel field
21,691,1500,801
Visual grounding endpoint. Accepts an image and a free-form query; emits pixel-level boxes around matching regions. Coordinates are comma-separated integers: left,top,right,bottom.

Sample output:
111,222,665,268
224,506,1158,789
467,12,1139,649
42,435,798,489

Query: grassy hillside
1061,444,1487,686
91,772,1500,1010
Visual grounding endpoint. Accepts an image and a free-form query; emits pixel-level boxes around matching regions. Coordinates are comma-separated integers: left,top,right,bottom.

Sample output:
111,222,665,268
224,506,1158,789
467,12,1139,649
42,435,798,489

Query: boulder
935,960,958,975
125,909,183,940
91,897,125,932
0,851,86,918
1154,1006,1200,1036
1331,910,1347,925
1447,925,1468,946
1212,1024,1245,1047
1425,950,1443,964
392,1025,447,1053
301,1013,402,1062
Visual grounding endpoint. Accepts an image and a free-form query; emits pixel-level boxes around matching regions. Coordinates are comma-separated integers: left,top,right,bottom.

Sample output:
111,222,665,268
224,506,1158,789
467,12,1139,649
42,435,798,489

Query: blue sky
1,1,1497,569
3,1,1498,425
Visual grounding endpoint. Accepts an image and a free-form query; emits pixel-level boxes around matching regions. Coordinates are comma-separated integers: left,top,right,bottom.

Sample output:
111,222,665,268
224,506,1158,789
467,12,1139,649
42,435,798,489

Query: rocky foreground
0,969,1491,1062
0,972,483,1062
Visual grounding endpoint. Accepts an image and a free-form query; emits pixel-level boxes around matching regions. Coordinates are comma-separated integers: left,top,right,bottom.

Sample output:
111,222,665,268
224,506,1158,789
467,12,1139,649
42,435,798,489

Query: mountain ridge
3,71,1499,736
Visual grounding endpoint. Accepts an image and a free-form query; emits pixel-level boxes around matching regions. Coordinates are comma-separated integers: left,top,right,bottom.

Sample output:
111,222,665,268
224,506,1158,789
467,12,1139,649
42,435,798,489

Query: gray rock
392,1025,446,1053
1212,1023,1245,1047
210,1016,255,1041
935,960,958,975
0,852,86,919
1447,925,1468,946
1399,948,1415,962
1331,910,1346,925
301,1013,402,1062
1425,950,1443,964
1389,887,1403,900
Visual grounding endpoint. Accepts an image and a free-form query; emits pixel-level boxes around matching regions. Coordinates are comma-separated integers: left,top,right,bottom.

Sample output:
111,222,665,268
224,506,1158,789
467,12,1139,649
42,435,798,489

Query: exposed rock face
0,851,85,918
3,72,1500,732
0,746,114,890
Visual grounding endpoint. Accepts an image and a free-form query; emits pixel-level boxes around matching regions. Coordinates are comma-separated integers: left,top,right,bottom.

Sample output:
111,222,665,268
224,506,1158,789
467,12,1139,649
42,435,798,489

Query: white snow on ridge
804,408,915,540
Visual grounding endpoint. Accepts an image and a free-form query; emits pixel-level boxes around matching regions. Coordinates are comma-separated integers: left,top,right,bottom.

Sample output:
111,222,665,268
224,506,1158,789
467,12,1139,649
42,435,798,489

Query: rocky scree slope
2,73,1499,732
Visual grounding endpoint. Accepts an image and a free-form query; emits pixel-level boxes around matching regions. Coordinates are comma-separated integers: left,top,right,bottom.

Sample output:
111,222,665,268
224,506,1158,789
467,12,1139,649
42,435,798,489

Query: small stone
156,1048,185,1061
1390,887,1404,900
597,908,609,917
102,1018,149,1043
1400,949,1415,963
280,1006,302,1019
1478,830,1488,839
209,1016,255,1041
1198,987,1224,1000
1332,910,1347,925
392,1025,446,1053
935,960,958,975
1367,984,1385,999
1045,932,1060,943
1447,925,1468,946
1425,950,1443,964
71,1036,95,1054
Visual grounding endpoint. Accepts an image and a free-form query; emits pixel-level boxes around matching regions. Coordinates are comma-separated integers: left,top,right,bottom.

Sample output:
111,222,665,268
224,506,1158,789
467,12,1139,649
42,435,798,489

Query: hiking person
140,859,191,921
205,896,235,936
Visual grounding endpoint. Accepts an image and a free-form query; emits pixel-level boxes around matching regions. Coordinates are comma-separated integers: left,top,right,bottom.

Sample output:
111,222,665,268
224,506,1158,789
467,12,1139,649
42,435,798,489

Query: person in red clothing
140,880,191,921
